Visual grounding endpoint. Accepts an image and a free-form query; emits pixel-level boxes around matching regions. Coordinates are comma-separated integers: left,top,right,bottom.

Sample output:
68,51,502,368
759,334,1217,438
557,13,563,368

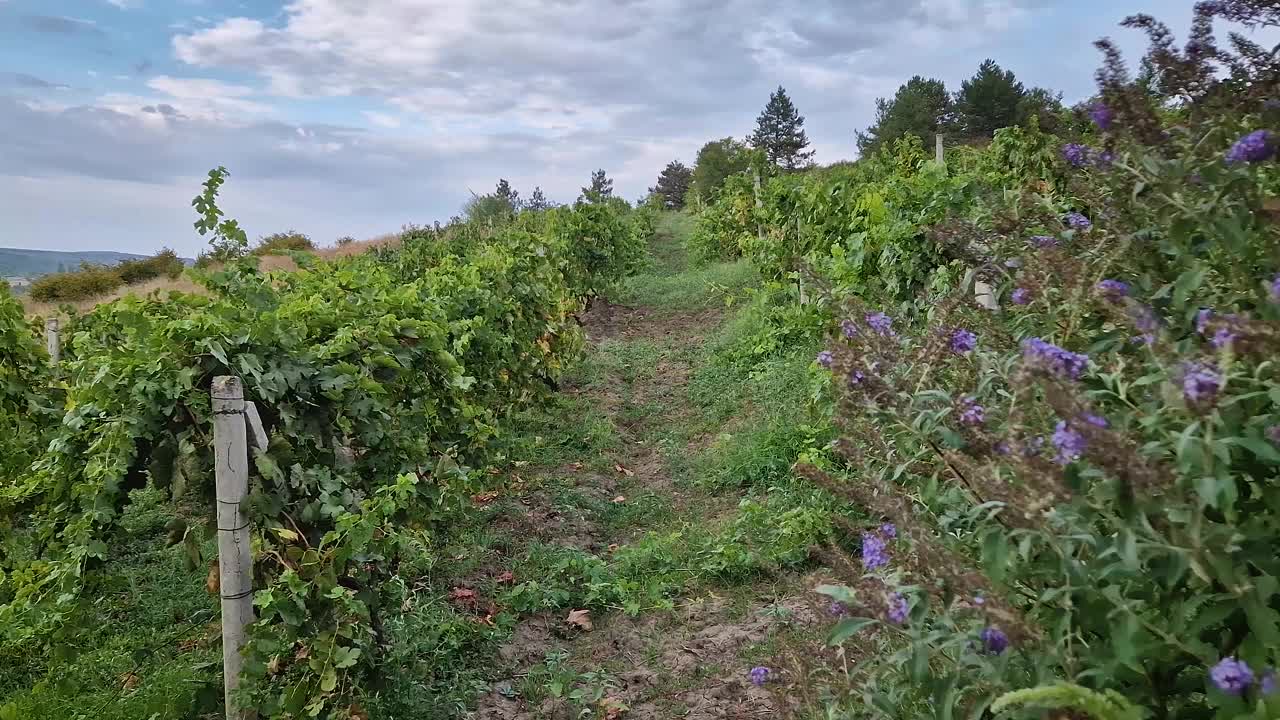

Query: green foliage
581,169,614,202
0,168,651,719
252,231,315,256
750,86,814,171
0,283,53,478
27,263,125,302
802,17,1280,717
954,59,1026,138
688,137,753,206
649,160,692,210
856,76,952,156
192,166,249,265
114,249,185,284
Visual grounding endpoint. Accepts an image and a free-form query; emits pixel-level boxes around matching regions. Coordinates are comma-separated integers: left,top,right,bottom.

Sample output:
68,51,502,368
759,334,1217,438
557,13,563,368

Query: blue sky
0,0,1247,256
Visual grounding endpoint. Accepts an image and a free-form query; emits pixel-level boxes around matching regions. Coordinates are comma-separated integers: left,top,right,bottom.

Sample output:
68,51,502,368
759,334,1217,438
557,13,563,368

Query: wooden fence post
45,318,60,365
935,133,945,164
212,376,254,720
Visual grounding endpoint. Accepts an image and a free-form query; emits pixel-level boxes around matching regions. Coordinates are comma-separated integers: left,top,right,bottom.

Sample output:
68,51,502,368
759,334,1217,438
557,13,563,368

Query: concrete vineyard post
45,318,60,365
212,376,254,720
935,134,945,164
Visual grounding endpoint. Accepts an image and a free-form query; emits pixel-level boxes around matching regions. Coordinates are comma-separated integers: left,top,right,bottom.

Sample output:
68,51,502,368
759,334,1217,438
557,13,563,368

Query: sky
0,0,1240,256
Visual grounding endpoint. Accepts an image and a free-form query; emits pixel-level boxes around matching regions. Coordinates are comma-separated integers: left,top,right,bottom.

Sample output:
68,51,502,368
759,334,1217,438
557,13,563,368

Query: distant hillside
0,248,190,278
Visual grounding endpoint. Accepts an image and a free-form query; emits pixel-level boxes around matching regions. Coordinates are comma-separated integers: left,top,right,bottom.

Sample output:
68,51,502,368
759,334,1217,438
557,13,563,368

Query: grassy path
462,214,842,719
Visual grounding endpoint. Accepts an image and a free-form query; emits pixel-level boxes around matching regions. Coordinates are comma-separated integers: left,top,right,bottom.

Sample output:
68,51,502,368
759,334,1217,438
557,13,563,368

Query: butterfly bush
795,4,1280,717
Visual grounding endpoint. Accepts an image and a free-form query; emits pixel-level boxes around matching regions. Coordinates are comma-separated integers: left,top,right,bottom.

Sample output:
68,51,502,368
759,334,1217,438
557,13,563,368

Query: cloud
106,0,144,8
3,72,69,90
19,15,105,36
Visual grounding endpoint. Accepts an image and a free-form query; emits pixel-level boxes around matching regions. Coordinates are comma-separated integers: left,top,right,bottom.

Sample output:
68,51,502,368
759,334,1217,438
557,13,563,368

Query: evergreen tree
581,169,613,202
649,160,693,210
856,76,952,155
750,86,814,170
494,178,520,210
526,186,551,211
1016,87,1066,134
954,59,1027,137
689,137,752,204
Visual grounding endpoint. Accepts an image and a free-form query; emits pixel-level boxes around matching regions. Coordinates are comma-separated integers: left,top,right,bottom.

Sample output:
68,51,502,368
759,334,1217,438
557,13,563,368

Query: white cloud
105,0,144,9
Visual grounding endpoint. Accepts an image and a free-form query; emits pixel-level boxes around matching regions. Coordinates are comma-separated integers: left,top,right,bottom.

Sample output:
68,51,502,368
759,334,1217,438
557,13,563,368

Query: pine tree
954,59,1027,137
856,76,952,155
526,186,551,211
649,160,692,209
750,86,814,170
581,169,613,202
494,178,520,210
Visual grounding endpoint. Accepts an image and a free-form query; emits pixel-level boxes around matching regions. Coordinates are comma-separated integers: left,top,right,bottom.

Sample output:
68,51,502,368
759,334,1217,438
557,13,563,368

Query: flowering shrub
792,3,1280,718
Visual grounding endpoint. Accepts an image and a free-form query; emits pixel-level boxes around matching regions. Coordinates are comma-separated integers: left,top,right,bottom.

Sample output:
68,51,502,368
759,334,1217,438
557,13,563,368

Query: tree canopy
954,59,1027,137
581,169,614,202
856,76,952,155
750,86,814,170
649,160,693,210
689,138,752,205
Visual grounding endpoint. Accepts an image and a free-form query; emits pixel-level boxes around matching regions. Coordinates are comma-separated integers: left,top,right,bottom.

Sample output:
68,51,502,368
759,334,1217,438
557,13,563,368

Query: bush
251,230,314,255
27,263,124,302
114,249,184,284
794,4,1280,717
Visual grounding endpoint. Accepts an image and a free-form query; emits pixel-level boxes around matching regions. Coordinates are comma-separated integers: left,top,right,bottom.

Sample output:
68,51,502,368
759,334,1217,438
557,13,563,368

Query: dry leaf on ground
565,608,593,631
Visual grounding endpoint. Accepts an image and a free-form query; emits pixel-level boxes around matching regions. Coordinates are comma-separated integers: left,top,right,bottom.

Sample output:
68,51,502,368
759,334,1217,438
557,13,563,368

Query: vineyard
4,1,1280,719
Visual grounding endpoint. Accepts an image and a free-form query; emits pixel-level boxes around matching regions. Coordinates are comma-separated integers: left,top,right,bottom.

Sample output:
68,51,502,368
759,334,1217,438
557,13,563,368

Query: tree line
646,58,1071,210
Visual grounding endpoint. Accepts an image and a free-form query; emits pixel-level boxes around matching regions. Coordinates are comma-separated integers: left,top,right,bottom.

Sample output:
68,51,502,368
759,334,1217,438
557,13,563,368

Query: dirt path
462,216,832,720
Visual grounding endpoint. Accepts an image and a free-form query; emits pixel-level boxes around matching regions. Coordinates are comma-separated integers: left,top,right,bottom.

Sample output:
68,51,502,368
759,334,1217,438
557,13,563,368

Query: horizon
0,0,1241,256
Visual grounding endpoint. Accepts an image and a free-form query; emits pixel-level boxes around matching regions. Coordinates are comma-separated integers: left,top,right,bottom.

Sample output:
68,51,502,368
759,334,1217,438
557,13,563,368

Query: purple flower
1052,421,1088,465
1197,308,1214,334
1210,657,1253,695
959,396,986,426
880,522,897,539
841,319,857,338
1225,130,1275,164
980,627,1009,655
1011,288,1031,305
994,441,1011,455
1261,668,1277,696
973,595,986,606
866,312,894,337
1082,413,1109,428
1269,274,1280,303
1268,426,1280,445
1030,235,1058,248
1129,305,1160,342
950,328,977,354
1183,362,1222,405
848,369,866,386
1022,338,1089,380
817,351,834,368
1021,436,1045,457
862,532,889,571
1062,143,1090,167
1090,103,1113,131
749,666,772,687
828,601,849,617
1212,326,1238,349
887,593,908,624
1065,212,1092,230
1096,279,1130,303
1094,150,1115,168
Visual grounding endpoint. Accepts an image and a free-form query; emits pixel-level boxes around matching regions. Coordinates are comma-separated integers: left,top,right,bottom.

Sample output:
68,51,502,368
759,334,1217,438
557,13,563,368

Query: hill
0,248,186,278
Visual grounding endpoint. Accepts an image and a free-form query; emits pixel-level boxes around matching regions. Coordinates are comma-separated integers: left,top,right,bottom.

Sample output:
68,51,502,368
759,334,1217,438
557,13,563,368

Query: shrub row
28,250,185,302
0,177,649,718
